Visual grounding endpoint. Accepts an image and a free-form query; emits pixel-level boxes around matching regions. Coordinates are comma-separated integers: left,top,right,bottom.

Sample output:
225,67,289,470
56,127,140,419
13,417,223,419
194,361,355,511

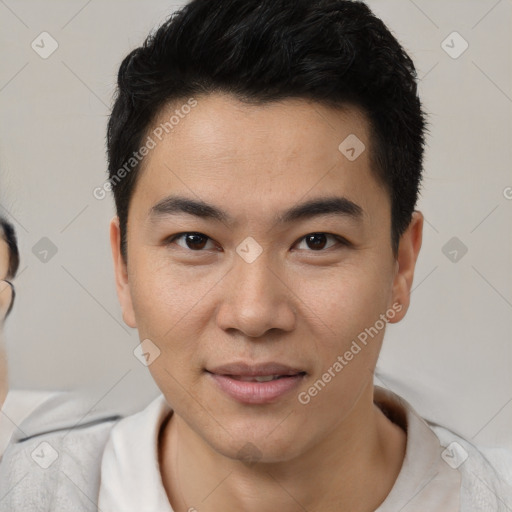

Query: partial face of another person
0,236,13,321
112,94,421,463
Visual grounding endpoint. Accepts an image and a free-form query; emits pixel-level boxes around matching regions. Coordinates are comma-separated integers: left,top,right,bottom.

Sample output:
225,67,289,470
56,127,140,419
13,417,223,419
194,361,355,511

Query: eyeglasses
0,280,15,318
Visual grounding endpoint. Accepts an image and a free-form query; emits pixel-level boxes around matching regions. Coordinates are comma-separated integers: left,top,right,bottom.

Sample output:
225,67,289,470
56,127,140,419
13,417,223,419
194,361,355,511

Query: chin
206,421,310,465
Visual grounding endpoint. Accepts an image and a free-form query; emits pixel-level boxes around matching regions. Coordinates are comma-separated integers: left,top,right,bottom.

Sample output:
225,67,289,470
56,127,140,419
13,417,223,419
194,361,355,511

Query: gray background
1,0,511,448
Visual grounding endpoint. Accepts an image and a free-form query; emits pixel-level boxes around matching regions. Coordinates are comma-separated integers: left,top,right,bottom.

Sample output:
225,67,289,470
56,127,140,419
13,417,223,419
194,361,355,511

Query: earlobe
388,211,423,324
110,217,137,329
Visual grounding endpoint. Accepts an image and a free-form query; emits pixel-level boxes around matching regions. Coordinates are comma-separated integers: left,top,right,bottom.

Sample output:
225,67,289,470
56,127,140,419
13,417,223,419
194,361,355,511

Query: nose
215,253,296,339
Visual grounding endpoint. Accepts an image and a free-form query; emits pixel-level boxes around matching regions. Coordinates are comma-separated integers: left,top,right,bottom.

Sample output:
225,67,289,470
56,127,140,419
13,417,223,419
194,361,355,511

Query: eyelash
165,232,351,252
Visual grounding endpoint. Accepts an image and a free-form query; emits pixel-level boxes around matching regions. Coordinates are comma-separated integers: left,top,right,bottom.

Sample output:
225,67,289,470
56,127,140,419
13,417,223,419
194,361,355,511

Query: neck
159,382,406,512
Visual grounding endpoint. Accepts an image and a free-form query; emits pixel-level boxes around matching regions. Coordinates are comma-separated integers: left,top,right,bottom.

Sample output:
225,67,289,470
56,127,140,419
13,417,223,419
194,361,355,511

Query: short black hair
0,216,19,280
107,0,426,260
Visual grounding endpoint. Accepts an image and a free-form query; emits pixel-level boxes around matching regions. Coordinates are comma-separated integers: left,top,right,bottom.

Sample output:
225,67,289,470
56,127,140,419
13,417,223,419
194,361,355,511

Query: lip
208,362,305,377
206,362,307,404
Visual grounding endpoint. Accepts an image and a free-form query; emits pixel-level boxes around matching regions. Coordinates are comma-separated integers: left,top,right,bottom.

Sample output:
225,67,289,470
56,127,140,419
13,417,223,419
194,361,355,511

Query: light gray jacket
0,393,511,511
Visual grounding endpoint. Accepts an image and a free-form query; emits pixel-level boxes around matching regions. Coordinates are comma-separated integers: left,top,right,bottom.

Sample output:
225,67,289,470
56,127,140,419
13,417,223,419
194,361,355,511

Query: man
0,217,60,459
1,1,511,510
0,217,18,409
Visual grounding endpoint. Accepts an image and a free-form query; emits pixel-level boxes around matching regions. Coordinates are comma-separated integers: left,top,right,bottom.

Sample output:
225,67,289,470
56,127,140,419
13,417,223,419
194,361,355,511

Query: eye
294,233,348,251
166,232,218,251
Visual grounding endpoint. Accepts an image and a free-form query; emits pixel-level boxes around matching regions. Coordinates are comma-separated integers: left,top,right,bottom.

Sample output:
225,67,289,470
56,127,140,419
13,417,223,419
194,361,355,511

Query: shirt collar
99,386,461,512
374,386,461,511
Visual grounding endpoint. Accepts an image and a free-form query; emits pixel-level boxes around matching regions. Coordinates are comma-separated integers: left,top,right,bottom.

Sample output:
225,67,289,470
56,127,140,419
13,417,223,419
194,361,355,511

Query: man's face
112,94,416,462
0,236,12,320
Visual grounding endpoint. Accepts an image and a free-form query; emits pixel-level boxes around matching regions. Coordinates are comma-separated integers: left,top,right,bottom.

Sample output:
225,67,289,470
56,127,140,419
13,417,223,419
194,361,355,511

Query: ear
388,211,423,323
110,217,137,328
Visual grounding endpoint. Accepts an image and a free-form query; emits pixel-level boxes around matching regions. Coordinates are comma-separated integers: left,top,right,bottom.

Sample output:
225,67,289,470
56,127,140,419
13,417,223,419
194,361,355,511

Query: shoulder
374,382,512,511
0,389,59,457
429,423,512,511
0,391,123,512
374,371,512,510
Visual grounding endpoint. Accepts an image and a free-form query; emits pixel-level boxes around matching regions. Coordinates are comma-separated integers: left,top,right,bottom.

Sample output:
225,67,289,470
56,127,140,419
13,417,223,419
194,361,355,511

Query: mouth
225,374,306,382
205,362,307,404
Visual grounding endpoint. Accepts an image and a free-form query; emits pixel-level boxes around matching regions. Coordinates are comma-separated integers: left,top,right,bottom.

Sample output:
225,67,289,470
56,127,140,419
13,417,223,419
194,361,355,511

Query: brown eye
295,233,342,251
305,234,328,250
168,232,216,251
184,233,208,250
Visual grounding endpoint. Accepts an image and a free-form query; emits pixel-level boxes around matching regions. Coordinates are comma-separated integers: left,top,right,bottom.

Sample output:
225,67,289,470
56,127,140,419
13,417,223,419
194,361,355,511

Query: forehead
147,94,371,166
131,93,387,222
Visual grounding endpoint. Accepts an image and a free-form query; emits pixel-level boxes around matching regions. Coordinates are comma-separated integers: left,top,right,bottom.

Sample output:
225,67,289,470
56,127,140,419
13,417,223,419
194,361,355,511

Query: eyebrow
149,195,364,226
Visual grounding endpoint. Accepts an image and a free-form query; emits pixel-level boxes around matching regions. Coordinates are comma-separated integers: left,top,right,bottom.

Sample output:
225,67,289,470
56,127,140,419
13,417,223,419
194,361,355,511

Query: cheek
129,252,208,336
128,254,221,383
294,262,392,341
291,267,390,423
290,262,393,402
129,261,209,406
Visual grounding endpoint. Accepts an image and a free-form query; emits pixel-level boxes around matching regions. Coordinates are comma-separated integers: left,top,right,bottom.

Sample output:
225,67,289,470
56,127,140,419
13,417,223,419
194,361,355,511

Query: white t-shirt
0,390,59,458
99,387,465,512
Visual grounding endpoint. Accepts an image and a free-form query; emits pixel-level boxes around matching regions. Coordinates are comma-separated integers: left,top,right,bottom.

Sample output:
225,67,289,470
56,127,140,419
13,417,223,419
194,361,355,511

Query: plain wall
1,0,511,447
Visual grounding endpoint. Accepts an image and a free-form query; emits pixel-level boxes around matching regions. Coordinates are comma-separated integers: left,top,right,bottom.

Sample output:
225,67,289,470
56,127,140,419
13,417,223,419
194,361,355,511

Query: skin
0,234,12,408
111,93,423,512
